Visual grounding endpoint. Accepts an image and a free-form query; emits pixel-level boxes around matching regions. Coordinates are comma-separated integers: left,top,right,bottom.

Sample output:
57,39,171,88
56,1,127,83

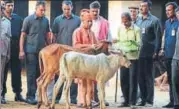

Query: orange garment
73,28,97,46
73,27,97,106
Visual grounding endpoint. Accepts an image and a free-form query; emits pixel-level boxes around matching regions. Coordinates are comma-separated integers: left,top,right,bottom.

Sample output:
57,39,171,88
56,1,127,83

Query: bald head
80,9,92,29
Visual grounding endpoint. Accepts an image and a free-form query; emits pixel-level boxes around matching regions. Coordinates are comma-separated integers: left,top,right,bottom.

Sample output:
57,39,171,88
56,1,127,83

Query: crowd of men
0,0,179,109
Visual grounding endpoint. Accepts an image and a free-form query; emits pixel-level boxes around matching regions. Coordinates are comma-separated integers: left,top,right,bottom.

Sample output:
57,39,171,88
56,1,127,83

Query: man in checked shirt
0,2,11,104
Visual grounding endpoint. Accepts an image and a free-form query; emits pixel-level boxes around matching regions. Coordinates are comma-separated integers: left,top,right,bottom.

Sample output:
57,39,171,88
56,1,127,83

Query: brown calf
37,42,109,108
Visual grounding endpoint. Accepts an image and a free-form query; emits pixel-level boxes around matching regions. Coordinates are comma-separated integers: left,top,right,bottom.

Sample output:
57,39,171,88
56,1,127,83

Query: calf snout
125,61,131,68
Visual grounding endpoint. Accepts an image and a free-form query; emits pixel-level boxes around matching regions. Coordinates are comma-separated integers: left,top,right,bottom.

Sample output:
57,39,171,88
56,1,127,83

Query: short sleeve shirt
21,13,50,53
52,14,81,46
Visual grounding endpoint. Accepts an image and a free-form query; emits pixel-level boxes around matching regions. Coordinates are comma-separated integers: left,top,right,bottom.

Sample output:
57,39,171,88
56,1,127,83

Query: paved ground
1,71,171,109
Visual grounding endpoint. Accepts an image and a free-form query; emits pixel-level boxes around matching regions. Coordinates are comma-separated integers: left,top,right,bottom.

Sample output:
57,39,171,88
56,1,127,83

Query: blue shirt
164,17,179,58
10,13,23,40
52,14,81,46
21,13,50,53
173,27,179,60
136,13,162,57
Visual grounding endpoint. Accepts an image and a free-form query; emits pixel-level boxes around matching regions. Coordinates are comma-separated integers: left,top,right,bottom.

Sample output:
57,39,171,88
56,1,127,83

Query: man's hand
153,53,157,60
19,51,25,60
158,49,165,57
112,39,118,43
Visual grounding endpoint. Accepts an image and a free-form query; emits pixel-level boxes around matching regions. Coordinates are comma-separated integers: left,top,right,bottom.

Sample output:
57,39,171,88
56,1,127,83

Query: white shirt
91,17,112,42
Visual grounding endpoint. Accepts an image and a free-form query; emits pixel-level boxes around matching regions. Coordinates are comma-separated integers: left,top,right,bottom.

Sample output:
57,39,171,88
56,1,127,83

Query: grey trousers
138,57,154,104
172,59,179,106
120,60,138,105
25,53,40,98
1,56,7,96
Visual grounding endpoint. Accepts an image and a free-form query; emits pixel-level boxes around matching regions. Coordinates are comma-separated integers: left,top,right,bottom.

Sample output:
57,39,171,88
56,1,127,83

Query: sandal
77,103,86,108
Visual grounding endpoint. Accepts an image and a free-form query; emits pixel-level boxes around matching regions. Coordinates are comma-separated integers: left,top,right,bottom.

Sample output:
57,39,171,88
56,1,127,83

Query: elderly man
73,9,98,108
2,0,25,103
19,1,50,105
136,0,162,106
128,6,139,24
89,1,111,106
172,7,179,109
162,2,179,108
114,12,140,107
0,2,11,104
52,0,81,104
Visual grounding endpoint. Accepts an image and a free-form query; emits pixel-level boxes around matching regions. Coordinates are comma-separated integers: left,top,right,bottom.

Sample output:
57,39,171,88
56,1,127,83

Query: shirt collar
4,13,13,20
93,16,101,22
33,13,43,20
1,16,6,21
122,24,134,30
62,14,74,19
169,16,178,23
141,12,152,20
11,13,16,19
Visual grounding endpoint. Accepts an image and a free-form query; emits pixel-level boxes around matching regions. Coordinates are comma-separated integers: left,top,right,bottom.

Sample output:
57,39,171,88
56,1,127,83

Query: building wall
14,0,28,18
108,1,141,39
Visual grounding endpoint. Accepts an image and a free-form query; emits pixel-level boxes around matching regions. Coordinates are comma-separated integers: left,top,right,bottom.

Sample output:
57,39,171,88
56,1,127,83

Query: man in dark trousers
2,0,25,103
52,0,80,104
19,1,50,105
136,0,162,106
172,6,179,109
162,2,178,108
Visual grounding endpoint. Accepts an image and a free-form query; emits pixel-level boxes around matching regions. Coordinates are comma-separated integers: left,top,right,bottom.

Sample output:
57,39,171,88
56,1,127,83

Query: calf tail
39,52,44,75
59,53,68,90
37,52,44,83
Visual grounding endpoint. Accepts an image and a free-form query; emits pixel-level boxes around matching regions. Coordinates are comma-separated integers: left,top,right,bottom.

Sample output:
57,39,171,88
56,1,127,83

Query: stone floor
1,72,171,109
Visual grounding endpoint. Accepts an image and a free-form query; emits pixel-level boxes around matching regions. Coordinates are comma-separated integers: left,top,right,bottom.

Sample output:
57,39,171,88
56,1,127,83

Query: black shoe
162,102,173,108
71,100,77,104
118,102,129,107
26,97,37,105
174,105,179,109
105,101,109,106
145,102,153,107
136,101,146,106
15,94,26,102
1,96,7,104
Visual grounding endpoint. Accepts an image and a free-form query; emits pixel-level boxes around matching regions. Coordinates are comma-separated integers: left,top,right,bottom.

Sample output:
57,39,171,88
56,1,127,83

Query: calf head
119,55,131,68
109,47,131,68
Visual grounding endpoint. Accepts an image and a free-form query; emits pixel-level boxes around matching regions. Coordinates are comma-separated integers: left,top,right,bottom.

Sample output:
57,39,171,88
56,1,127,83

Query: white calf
50,51,131,109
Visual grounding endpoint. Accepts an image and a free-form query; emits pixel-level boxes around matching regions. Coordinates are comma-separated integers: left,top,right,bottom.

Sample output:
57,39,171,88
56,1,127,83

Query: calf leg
82,79,87,107
65,78,73,109
86,79,93,109
37,78,43,109
37,73,48,107
98,81,106,109
77,79,85,106
42,75,52,106
50,75,65,109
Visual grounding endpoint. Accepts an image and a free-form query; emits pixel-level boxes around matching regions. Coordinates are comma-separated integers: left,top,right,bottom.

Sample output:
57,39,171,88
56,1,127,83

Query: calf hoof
50,107,55,109
66,106,71,109
37,102,42,109
86,107,92,109
44,102,50,107
86,105,92,109
50,105,55,109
